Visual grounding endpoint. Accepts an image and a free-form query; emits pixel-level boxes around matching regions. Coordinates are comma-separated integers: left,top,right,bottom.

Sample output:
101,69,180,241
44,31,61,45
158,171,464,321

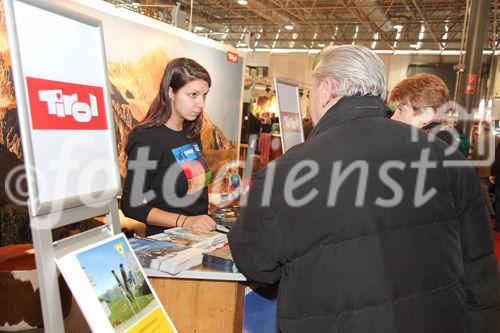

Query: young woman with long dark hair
121,58,216,236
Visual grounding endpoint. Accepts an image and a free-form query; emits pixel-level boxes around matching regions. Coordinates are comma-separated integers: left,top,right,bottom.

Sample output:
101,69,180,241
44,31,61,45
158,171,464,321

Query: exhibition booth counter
145,266,247,333
108,211,249,333
132,208,248,332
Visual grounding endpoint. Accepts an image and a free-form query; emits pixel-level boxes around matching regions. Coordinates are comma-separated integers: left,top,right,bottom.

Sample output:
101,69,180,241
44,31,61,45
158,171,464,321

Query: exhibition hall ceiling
108,0,499,52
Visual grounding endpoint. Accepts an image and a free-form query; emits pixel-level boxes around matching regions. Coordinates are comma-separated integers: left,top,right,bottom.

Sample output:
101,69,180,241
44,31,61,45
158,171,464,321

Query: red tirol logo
26,77,108,130
226,51,239,64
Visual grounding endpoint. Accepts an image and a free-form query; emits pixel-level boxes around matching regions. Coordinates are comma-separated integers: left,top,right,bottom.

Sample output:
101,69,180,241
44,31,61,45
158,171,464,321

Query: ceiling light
237,0,248,5
353,25,359,40
418,24,425,40
393,24,403,30
371,32,379,50
285,25,294,30
442,24,449,40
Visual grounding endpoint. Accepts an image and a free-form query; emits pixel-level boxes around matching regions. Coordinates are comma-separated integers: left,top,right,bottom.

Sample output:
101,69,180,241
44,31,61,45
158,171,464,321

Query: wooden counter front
149,276,246,333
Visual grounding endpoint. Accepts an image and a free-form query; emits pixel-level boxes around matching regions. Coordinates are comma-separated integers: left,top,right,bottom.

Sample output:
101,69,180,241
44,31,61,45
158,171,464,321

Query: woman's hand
182,215,217,231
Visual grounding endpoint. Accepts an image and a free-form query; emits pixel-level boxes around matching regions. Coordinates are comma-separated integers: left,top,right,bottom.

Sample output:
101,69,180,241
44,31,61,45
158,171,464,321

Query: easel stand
30,198,121,333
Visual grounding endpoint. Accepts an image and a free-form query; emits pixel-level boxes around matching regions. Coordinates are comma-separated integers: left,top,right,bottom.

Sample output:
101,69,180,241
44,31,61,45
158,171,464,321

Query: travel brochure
210,207,240,229
154,227,227,248
129,227,227,275
56,234,177,333
202,244,238,273
128,237,205,275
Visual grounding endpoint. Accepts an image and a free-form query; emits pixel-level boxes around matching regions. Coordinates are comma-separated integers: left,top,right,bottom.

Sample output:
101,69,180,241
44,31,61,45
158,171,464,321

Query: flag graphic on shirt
171,143,211,194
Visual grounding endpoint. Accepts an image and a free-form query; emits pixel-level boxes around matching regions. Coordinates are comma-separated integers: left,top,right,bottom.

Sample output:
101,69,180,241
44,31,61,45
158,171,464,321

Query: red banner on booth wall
465,84,476,95
26,77,107,130
226,51,239,64
466,73,477,84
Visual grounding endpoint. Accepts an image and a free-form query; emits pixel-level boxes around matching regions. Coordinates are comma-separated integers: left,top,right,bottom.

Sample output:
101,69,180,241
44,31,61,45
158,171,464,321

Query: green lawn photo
105,294,155,328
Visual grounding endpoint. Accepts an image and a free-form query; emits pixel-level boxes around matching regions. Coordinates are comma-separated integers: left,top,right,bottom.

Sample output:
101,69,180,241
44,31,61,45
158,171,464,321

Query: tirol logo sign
26,77,108,130
226,51,238,64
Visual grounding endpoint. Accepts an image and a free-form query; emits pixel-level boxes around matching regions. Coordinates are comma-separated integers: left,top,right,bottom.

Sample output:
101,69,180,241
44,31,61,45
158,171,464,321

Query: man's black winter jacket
229,95,500,333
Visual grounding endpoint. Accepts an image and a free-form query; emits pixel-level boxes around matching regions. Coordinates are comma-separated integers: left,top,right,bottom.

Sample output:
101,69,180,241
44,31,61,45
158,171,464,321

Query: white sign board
274,77,304,153
274,78,304,153
5,0,120,216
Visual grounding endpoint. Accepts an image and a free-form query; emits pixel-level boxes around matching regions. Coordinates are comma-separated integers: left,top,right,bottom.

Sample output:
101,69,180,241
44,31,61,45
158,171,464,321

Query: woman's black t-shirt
121,126,211,236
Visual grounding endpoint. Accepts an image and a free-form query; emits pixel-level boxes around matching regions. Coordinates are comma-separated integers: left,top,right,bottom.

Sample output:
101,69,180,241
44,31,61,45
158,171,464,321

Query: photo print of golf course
76,237,159,332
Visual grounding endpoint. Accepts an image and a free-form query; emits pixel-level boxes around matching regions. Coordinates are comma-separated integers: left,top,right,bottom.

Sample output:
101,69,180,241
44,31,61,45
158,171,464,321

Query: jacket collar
309,95,386,138
422,122,444,131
